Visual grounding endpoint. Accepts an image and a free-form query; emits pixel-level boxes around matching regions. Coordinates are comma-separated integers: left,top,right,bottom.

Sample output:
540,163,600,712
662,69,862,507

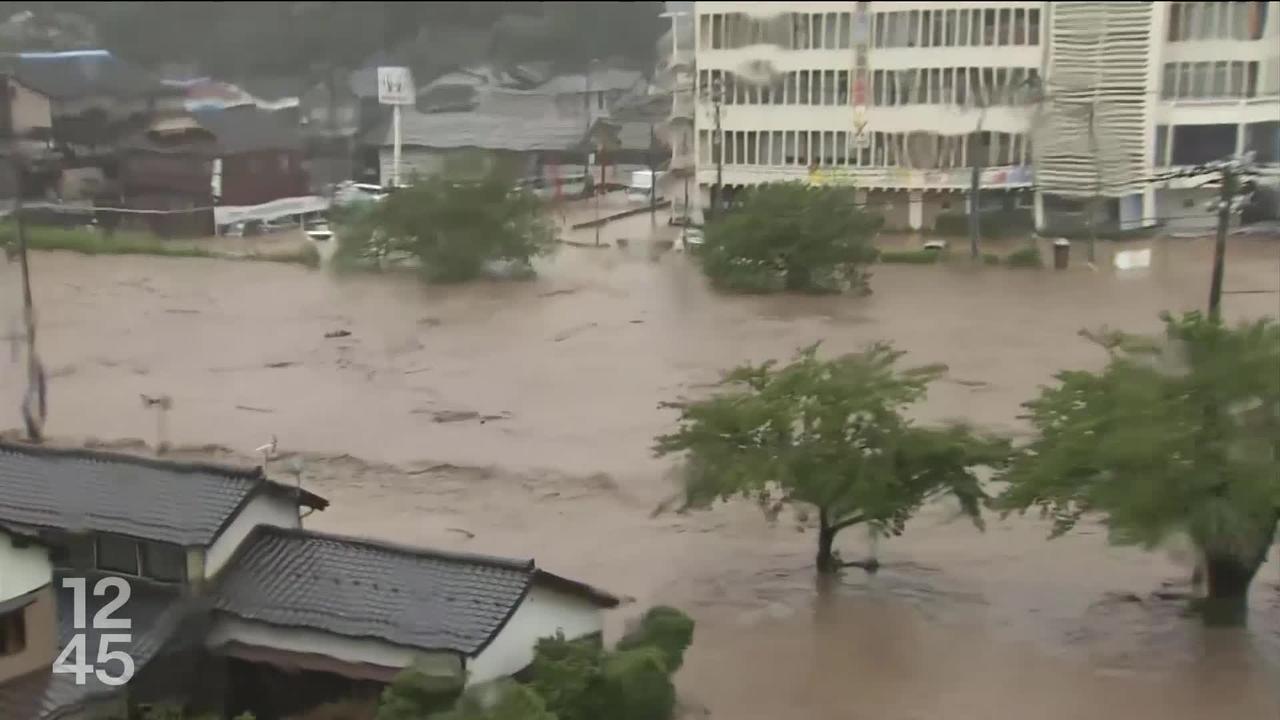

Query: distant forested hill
0,2,665,80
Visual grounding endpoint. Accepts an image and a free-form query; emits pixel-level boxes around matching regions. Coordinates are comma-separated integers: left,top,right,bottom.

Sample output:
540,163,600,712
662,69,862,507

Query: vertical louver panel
1036,1,1154,197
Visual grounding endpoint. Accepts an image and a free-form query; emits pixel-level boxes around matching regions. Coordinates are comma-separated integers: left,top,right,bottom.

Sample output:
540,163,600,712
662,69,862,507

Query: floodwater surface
1,220,1277,719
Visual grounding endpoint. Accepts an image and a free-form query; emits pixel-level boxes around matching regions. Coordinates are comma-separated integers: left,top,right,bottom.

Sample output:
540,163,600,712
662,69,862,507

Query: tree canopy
428,682,556,720
655,343,1009,573
700,183,882,294
996,312,1280,624
335,170,558,282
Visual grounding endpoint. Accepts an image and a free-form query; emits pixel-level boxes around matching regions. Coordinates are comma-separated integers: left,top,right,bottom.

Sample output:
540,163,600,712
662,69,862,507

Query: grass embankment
0,224,321,268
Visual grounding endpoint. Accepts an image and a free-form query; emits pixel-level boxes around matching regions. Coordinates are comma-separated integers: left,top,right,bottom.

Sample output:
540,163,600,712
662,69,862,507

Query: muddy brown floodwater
1,220,1278,719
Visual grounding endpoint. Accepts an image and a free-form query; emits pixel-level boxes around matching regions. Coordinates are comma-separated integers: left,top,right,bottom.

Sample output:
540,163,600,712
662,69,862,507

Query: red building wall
219,150,308,206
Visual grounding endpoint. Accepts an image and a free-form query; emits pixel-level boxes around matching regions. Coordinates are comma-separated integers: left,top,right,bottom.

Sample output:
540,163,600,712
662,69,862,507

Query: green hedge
933,209,1033,240
1006,245,1044,268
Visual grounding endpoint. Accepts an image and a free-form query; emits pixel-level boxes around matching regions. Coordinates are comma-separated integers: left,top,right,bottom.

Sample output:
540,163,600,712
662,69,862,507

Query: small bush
982,253,1002,265
1006,245,1043,268
877,249,942,265
595,647,676,720
528,634,605,720
429,681,555,720
616,606,695,673
933,209,1033,240
376,663,463,720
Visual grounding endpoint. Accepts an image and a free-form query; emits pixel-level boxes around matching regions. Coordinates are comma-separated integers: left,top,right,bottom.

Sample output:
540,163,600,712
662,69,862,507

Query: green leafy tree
700,183,881,294
429,681,556,720
615,606,695,673
336,171,558,282
376,662,463,720
655,343,1009,574
528,634,605,720
594,647,675,720
996,312,1280,624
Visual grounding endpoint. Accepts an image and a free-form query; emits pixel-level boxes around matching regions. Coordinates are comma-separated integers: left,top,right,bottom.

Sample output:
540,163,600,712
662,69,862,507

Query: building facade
691,1,1279,232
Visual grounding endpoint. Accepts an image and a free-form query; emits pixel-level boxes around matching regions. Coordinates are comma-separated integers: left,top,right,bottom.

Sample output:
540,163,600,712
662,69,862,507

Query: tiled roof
0,442,326,546
211,526,617,656
3,51,177,101
193,105,303,154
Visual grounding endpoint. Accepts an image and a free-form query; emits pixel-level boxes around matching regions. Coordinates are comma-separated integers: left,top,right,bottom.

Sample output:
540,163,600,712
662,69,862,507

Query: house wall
204,493,300,580
7,80,52,137
466,584,606,686
205,616,464,684
0,584,57,683
219,150,309,206
0,531,51,602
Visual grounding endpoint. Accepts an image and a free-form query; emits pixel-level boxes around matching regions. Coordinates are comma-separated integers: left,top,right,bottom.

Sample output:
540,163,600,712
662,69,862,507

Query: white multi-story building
691,1,1280,233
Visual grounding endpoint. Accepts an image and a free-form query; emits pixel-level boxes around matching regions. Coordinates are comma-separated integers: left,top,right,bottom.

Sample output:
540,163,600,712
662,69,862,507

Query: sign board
377,67,415,105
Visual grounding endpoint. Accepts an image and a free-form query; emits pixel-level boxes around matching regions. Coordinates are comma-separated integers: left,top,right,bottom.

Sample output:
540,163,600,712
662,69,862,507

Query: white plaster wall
0,530,52,601
466,584,606,686
204,493,299,579
206,615,462,680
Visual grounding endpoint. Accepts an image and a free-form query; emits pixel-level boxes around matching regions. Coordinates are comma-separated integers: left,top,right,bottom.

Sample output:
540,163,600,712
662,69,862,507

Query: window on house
797,131,810,165
97,534,140,575
1168,3,1183,41
1162,64,1177,99
945,9,958,46
907,10,920,46
898,70,915,105
836,132,848,165
745,131,757,164
838,12,852,48
785,72,797,104
824,12,838,48
932,10,944,46
873,13,884,47
771,131,784,164
0,608,26,656
822,70,836,104
820,131,833,165
983,9,997,45
784,131,797,164
1028,8,1041,44
699,130,710,163
793,13,810,49
142,542,187,583
1245,61,1259,96
1229,61,1245,97
955,67,968,104
1190,61,1209,97
723,73,737,105
886,70,898,106
929,68,942,104
1177,62,1192,97
1211,61,1230,97
712,14,724,48
1154,124,1169,166
1013,8,1027,44
873,69,884,105
700,15,712,49
811,13,823,48
998,8,1011,45
921,9,933,47
799,71,811,104
1245,121,1280,163
837,70,849,105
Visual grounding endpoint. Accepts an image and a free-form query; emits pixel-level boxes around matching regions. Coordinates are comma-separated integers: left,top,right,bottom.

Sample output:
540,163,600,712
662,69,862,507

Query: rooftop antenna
255,434,278,467
139,394,173,453
285,455,308,524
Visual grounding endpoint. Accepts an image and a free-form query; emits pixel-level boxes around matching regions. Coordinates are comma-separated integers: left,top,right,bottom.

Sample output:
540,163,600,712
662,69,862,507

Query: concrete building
690,2,1279,233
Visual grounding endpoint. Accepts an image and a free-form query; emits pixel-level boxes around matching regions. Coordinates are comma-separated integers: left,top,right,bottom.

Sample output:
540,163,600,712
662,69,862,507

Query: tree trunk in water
816,512,838,574
1202,554,1258,626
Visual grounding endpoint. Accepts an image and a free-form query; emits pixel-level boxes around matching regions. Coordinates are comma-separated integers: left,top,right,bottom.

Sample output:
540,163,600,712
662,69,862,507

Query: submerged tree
996,312,1280,624
655,343,1009,573
336,170,558,282
699,183,881,294
429,681,555,720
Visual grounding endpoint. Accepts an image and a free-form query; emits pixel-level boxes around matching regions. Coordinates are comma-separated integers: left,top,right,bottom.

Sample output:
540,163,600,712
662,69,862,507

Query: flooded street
1,221,1278,718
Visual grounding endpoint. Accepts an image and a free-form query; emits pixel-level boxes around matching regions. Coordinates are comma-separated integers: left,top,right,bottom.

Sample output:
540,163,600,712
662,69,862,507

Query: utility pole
710,76,723,221
1207,163,1234,321
968,109,986,259
648,122,657,227
1086,102,1100,265
7,77,44,442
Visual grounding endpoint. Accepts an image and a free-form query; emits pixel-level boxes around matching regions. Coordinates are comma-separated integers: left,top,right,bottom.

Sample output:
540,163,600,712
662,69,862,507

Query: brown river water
1,219,1278,719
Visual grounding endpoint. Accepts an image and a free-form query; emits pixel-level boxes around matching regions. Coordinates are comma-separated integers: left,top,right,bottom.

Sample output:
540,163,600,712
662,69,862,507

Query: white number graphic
56,577,135,685
93,577,132,630
51,634,93,685
96,635,136,686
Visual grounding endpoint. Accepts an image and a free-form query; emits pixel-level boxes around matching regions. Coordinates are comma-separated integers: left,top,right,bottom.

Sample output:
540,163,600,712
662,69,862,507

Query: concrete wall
0,531,51,602
9,79,52,136
204,493,299,579
467,584,606,685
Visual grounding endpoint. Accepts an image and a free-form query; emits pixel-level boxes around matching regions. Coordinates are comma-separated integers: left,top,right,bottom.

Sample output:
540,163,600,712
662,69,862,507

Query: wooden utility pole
7,75,45,442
